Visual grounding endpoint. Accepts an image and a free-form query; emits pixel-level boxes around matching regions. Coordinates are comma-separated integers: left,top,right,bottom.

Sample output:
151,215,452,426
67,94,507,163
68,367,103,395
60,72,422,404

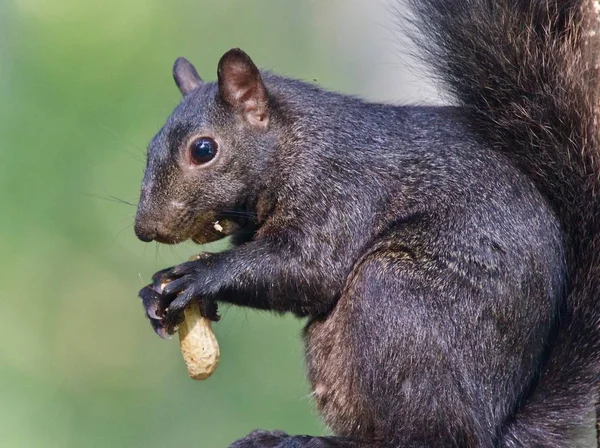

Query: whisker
168,244,187,262
92,117,147,157
85,192,137,207
115,223,133,238
118,215,136,225
105,223,135,247
219,209,259,218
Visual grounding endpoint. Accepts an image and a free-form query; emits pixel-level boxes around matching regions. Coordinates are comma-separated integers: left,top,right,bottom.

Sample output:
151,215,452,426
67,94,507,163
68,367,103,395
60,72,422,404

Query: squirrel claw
142,262,219,336
139,284,164,320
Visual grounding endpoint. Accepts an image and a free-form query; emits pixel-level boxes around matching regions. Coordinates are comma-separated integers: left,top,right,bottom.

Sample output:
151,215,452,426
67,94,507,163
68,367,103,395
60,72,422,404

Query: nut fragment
213,221,224,233
160,282,220,380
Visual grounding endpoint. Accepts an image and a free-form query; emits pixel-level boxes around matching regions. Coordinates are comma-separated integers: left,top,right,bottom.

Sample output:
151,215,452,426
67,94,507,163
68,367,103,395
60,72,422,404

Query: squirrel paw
138,260,219,337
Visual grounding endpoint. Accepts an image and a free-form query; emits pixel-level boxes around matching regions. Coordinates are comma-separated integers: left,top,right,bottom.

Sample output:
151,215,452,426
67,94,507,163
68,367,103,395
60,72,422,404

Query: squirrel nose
134,217,157,242
136,230,155,242
134,225,156,242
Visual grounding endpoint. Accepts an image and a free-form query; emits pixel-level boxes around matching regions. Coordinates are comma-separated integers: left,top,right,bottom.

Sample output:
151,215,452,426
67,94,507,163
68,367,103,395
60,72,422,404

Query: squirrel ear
173,57,203,96
217,49,269,127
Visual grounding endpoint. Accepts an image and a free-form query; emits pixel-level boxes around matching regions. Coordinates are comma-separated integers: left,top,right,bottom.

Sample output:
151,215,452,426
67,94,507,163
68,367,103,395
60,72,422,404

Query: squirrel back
409,0,600,442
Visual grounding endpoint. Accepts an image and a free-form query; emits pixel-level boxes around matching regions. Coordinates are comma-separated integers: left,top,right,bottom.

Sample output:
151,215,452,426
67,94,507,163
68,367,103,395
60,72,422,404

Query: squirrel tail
407,0,600,444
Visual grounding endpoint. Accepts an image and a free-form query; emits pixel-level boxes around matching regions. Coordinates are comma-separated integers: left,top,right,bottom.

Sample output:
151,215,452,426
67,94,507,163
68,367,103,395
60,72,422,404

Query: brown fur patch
304,294,378,440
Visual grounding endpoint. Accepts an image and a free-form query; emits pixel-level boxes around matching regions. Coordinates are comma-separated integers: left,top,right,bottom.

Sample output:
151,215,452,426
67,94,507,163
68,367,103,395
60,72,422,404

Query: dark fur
135,1,600,446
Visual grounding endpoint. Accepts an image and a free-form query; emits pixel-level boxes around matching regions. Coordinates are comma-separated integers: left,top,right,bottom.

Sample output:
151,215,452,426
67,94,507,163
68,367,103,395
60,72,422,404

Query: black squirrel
134,0,600,446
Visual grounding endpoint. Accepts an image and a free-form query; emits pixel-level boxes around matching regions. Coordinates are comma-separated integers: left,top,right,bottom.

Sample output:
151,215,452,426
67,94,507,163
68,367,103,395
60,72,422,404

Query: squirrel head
134,49,275,244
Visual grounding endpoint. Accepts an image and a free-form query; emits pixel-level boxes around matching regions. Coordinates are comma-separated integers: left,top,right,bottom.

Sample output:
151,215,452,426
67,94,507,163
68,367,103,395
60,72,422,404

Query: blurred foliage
0,0,422,446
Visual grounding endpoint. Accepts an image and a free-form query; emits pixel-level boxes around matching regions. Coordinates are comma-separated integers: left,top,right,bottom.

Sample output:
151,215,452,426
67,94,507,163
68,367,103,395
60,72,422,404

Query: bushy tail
406,0,600,445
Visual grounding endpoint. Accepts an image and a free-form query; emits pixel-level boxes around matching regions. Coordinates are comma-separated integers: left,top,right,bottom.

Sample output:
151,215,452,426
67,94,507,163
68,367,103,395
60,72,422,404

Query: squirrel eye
189,137,218,165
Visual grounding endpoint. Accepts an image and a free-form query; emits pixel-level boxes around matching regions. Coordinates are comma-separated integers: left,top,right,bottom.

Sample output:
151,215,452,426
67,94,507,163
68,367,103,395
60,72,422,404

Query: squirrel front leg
138,233,345,333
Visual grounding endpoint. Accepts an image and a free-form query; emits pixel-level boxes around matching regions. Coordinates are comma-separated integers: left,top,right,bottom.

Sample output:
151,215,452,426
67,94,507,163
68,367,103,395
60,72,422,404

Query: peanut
160,281,220,380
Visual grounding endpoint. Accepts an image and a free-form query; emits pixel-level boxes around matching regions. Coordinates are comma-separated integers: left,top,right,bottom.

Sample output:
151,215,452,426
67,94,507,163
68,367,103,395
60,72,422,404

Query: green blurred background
0,1,433,446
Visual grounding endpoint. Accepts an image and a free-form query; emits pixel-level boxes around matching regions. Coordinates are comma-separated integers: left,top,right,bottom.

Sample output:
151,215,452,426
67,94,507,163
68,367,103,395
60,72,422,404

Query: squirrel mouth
152,234,180,244
190,221,226,244
189,217,240,245
149,216,225,245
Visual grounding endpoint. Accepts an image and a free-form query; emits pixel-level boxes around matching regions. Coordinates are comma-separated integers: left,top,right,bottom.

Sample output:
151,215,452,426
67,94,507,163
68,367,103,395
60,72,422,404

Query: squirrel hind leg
229,431,369,447
307,233,560,446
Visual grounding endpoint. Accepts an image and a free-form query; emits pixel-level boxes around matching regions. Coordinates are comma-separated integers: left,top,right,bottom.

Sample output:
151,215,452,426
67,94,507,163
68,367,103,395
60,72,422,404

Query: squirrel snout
134,221,157,242
134,211,158,242
134,214,179,244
